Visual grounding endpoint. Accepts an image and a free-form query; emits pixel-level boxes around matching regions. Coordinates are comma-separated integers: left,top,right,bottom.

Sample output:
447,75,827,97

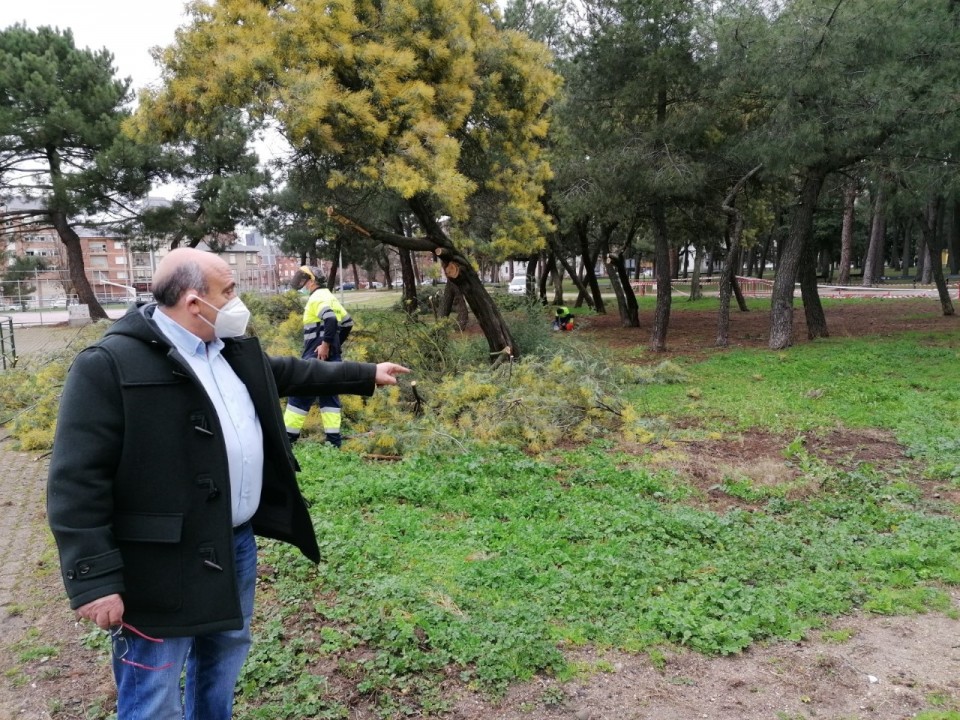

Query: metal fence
0,317,16,370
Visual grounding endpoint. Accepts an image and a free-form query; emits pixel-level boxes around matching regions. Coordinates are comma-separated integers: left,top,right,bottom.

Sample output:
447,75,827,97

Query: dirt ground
1,298,959,720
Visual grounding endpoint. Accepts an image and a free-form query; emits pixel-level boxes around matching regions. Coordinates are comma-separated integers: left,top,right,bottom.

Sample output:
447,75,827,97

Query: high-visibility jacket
303,288,353,360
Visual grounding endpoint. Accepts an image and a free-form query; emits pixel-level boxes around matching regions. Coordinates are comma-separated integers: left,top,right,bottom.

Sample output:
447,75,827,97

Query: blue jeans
113,524,257,720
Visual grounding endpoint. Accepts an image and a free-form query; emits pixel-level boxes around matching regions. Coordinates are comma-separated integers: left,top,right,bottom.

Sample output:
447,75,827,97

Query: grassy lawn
234,322,960,718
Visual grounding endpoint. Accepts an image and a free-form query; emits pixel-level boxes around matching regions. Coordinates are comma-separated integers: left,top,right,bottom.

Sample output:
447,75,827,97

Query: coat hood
103,302,170,346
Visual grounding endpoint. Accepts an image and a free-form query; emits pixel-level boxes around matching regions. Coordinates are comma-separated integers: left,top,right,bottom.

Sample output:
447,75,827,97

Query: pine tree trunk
544,252,562,305
408,197,517,358
447,263,517,357
863,185,886,286
918,198,955,316
605,253,639,328
769,167,826,350
757,227,773,278
650,201,671,352
950,199,960,274
439,282,469,330
900,221,913,278
921,241,933,284
718,164,761,347
398,247,418,315
575,221,606,314
916,236,928,281
525,256,538,299
800,242,829,340
838,180,857,284
50,211,108,320
549,236,594,310
689,245,703,301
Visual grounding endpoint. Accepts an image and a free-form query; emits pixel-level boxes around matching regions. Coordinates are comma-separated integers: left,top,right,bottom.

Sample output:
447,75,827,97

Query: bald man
47,248,408,720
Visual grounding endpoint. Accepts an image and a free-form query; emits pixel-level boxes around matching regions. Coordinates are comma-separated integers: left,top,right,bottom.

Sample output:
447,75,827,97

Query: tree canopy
137,0,561,356
0,24,149,318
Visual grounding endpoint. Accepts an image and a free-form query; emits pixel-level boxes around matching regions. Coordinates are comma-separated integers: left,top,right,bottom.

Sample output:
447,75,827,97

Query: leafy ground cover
237,299,960,717
1,298,959,720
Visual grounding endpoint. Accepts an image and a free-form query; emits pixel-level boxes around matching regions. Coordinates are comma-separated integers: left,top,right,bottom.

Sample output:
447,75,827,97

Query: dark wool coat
47,304,377,637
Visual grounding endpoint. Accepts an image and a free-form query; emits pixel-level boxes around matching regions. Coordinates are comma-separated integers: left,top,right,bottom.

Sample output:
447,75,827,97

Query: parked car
0,304,18,312
507,276,528,295
337,282,356,291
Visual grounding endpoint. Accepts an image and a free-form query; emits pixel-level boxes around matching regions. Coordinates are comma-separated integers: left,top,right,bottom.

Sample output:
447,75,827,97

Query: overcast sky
1,0,292,201
0,0,191,92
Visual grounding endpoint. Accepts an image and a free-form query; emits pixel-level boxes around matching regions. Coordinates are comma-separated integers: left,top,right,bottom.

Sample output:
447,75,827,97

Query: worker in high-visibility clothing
284,266,355,447
552,306,574,331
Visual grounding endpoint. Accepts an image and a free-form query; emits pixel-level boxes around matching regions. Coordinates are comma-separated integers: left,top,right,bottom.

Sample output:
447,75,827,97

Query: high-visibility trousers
284,356,343,447
284,393,342,447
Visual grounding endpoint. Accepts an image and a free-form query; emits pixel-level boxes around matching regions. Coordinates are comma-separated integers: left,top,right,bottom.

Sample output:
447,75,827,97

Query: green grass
235,322,960,715
632,331,960,479
9,300,957,718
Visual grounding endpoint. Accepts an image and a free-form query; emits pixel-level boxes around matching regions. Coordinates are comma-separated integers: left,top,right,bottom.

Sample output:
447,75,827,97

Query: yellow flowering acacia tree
137,0,560,358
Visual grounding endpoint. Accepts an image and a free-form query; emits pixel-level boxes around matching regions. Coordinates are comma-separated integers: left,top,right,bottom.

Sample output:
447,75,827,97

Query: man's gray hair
152,261,209,307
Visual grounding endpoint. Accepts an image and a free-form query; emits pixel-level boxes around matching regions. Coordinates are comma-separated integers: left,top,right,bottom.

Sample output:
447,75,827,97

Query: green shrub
0,322,109,450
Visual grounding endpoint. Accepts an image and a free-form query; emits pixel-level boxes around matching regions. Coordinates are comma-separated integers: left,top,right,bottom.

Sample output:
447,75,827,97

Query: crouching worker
47,247,409,720
552,305,574,331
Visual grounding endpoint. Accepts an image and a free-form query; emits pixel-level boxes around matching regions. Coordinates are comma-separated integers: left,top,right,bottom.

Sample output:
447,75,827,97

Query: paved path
0,431,48,614
0,325,91,719
0,429,52,719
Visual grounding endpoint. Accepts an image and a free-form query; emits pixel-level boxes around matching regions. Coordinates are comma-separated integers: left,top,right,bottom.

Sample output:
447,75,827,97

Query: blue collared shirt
154,308,264,526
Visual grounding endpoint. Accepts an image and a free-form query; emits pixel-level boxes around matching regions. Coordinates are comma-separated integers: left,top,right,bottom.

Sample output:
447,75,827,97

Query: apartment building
3,198,286,304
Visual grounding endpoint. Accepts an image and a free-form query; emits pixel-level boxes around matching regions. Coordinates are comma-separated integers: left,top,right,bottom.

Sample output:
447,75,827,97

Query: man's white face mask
190,295,251,338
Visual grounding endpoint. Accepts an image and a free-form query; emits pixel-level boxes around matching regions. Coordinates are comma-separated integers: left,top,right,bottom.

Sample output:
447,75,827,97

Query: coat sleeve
47,348,127,609
268,355,377,398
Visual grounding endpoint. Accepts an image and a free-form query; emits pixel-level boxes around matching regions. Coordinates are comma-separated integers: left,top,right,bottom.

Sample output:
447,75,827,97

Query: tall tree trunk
575,219,605,313
863,185,886,286
918,198,955,316
438,282,470,330
408,197,517,359
605,253,639,328
650,200,671,351
900,221,913,278
549,235,594,310
838,179,857,284
769,167,827,350
543,251,563,306
757,226,774,278
717,164,761,347
391,216,419,314
689,244,703,301
920,239,933,284
916,234,928,281
800,241,828,340
949,199,960,274
45,146,107,320
525,256,538,298
49,211,108,320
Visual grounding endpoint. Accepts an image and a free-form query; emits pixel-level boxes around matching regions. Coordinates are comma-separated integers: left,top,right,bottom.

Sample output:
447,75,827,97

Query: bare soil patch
580,296,959,358
2,299,959,719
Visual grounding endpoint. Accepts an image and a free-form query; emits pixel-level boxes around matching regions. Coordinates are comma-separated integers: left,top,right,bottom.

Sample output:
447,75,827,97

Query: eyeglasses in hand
110,622,174,671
